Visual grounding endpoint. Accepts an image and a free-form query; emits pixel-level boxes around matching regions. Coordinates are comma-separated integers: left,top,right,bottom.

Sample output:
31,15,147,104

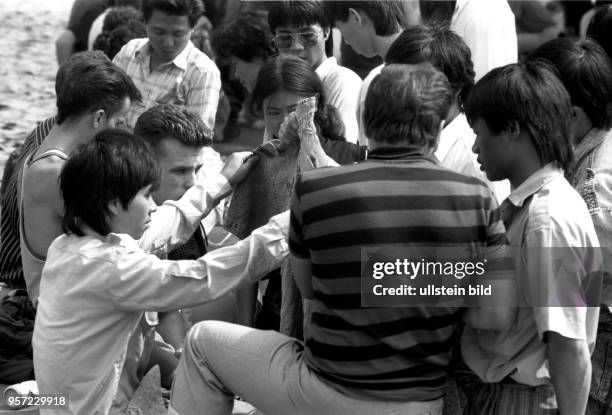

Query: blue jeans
169,321,444,415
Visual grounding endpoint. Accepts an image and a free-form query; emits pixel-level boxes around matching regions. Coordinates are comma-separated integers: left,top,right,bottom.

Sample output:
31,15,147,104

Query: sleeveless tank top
19,148,69,306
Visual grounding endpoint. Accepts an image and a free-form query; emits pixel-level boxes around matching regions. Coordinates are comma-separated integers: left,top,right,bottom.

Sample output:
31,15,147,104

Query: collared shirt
567,128,612,307
33,208,290,415
113,38,221,130
315,57,362,144
462,163,600,386
450,0,517,81
435,113,510,203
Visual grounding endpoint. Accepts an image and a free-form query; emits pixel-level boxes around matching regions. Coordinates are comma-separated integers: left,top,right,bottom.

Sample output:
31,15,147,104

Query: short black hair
267,0,330,33
324,1,407,36
211,10,275,62
55,56,141,125
142,0,204,27
55,50,111,97
94,24,147,59
134,104,213,151
587,4,612,62
386,24,474,110
60,129,160,236
465,61,574,171
364,63,452,146
530,38,612,130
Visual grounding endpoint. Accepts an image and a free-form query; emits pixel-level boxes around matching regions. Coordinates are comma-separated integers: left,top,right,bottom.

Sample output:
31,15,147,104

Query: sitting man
113,0,221,130
168,63,516,415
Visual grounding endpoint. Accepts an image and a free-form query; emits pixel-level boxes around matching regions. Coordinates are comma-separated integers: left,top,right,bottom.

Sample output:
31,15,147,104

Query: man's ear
323,26,331,41
107,199,121,216
348,8,363,26
505,120,521,140
93,109,106,129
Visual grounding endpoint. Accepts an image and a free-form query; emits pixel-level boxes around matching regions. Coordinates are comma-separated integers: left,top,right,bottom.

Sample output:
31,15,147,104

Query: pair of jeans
169,321,444,415
587,306,612,414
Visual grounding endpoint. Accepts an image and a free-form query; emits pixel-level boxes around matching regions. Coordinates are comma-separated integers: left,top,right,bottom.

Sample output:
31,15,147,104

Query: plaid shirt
113,38,221,130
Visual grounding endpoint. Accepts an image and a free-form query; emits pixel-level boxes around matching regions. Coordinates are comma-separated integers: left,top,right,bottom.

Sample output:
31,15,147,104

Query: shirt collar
315,57,337,79
134,40,193,71
506,162,563,208
368,145,435,162
574,128,611,163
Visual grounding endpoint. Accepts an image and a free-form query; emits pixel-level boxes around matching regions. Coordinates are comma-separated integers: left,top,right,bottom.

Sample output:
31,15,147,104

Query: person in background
93,6,146,59
529,37,612,415
113,0,221,131
587,4,612,60
384,24,510,203
267,0,362,144
56,0,108,65
211,9,276,136
324,0,412,145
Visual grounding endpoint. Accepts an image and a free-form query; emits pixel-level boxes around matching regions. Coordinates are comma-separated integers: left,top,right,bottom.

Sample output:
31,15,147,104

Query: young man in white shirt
324,1,412,145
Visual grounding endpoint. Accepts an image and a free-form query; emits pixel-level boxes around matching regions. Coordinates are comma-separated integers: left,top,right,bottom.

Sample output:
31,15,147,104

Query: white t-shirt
315,57,362,144
356,64,384,146
450,0,517,81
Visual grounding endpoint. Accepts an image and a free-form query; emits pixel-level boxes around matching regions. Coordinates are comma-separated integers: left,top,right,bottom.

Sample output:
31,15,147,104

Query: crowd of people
2,0,612,414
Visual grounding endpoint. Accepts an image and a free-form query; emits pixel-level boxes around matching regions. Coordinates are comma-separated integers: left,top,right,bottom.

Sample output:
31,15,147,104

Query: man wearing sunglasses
268,0,362,144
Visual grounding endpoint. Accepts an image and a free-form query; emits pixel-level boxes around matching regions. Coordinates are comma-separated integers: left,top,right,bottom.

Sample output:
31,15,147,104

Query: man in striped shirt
168,63,516,415
113,0,221,130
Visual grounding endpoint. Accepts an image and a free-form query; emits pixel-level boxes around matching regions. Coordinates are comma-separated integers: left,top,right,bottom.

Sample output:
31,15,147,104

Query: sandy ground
0,0,71,175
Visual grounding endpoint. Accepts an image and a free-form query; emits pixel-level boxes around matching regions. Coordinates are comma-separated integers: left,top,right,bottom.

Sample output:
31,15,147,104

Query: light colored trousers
169,321,444,415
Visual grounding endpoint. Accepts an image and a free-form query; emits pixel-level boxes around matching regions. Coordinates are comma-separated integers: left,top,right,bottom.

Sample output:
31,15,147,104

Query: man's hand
220,151,259,186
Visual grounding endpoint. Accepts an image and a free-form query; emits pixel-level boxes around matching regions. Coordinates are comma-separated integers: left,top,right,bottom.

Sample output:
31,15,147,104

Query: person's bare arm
56,30,76,65
547,332,591,415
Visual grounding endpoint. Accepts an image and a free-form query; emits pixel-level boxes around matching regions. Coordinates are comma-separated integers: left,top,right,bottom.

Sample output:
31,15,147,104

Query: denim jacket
567,128,612,306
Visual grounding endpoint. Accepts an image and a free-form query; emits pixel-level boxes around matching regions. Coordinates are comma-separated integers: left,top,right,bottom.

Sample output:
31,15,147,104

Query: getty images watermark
360,245,608,308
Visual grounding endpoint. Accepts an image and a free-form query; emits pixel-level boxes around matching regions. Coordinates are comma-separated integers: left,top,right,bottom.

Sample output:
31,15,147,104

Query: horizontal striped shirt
289,147,508,401
113,38,221,130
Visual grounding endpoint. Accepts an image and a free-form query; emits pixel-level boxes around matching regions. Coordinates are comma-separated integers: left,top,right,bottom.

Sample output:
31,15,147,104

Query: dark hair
55,56,141,125
102,6,144,32
134,104,213,150
364,63,452,145
587,4,612,61
142,0,204,27
465,61,574,171
60,129,160,236
250,54,345,141
55,50,111,96
211,10,275,62
324,1,407,36
529,38,612,130
419,0,456,26
386,24,474,109
267,0,330,33
94,23,147,59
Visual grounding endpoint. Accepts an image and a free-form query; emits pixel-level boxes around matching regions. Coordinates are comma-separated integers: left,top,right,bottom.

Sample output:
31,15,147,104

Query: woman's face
263,89,310,137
